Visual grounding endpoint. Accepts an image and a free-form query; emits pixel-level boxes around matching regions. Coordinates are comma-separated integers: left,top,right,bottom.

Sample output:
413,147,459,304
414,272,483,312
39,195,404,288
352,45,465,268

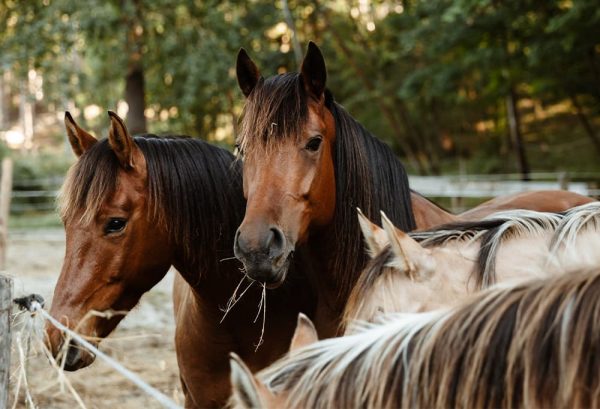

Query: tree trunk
125,65,146,134
0,72,5,130
326,22,426,173
505,87,530,181
19,78,34,152
123,0,147,134
570,93,600,155
281,0,303,69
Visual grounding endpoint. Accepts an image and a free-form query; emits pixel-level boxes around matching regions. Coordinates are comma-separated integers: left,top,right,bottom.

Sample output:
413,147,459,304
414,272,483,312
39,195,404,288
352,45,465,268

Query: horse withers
47,112,312,408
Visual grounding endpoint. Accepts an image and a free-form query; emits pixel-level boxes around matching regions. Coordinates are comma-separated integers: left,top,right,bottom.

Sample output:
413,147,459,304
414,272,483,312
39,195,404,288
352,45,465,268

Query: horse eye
104,218,127,234
305,136,323,152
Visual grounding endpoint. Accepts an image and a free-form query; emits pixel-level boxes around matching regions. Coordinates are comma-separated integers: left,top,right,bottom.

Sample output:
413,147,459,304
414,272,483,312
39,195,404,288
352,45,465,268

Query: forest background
1,0,599,224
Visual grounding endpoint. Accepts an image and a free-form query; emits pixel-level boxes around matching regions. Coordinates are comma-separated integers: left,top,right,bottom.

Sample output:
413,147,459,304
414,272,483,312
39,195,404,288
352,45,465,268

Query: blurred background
2,1,600,407
1,0,600,227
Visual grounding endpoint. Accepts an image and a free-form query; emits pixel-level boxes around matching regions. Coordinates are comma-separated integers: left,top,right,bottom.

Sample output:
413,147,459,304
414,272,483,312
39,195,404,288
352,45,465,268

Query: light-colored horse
230,269,600,408
343,202,600,326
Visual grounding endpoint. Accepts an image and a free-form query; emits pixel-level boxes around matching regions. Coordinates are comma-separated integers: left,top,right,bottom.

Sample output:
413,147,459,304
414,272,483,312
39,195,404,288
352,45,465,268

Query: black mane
61,135,245,277
326,93,415,302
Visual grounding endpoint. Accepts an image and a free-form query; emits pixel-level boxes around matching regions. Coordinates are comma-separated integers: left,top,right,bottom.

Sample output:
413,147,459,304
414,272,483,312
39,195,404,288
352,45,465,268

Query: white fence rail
9,173,600,214
409,175,590,197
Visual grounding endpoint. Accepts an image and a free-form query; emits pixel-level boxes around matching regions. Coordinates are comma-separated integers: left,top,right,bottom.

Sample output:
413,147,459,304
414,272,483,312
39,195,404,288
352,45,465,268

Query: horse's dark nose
234,225,288,284
62,339,96,371
266,227,285,258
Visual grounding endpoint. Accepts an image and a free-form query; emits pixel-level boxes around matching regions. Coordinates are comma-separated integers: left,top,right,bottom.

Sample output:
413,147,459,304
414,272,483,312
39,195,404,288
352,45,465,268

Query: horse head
233,42,336,288
46,112,173,370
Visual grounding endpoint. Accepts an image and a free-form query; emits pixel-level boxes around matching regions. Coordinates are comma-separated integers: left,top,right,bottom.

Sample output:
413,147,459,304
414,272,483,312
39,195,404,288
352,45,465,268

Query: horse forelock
258,269,600,408
237,73,308,156
58,140,119,225
59,136,244,274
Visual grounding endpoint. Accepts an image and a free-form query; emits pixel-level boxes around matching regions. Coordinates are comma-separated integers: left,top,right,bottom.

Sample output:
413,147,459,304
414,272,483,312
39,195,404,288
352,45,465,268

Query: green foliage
0,0,599,174
12,151,73,214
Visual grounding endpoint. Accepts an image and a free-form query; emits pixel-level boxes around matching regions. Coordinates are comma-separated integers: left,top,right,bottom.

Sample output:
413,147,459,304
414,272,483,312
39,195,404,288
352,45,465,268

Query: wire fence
8,292,182,409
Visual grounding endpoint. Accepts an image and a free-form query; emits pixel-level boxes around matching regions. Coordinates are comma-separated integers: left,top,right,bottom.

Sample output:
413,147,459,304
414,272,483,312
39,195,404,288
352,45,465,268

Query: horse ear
290,313,318,352
236,48,262,98
107,111,135,169
357,208,388,257
229,353,273,409
300,41,327,99
380,211,435,281
64,112,97,157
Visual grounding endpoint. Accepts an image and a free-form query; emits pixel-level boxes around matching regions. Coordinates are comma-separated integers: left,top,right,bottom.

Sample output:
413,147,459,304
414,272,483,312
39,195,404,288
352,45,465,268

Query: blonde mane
344,202,600,327
256,269,600,408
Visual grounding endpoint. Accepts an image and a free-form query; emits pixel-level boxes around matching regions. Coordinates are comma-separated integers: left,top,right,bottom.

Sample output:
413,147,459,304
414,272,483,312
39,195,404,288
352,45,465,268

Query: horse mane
411,209,564,287
237,72,415,306
59,135,245,275
342,246,395,329
344,203,600,326
327,95,415,303
258,268,600,409
550,201,600,251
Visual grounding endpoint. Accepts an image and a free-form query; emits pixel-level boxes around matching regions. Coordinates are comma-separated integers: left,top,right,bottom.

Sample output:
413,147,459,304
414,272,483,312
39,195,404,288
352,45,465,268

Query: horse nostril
234,227,245,254
268,227,286,258
66,341,81,365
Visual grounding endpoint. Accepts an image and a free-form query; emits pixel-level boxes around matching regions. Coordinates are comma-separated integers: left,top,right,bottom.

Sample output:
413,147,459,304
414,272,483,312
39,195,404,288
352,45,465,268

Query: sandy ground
5,229,185,408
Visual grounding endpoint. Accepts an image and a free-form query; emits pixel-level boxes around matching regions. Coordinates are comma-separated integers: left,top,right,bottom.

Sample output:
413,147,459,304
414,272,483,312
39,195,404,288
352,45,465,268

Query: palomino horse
233,41,592,335
47,112,313,408
343,202,600,325
229,269,600,408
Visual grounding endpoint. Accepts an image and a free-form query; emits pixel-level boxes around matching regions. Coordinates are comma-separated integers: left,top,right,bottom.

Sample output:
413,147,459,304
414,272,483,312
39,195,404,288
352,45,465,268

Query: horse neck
134,137,245,293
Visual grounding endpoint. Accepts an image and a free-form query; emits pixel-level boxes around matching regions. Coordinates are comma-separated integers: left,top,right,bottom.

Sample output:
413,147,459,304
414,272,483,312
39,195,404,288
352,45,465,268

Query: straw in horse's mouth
220,273,269,351
253,283,267,351
219,274,254,323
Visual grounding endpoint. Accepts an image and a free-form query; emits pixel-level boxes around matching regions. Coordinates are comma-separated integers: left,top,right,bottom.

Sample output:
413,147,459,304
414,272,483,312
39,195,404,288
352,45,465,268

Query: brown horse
233,42,593,336
412,189,594,229
47,112,313,408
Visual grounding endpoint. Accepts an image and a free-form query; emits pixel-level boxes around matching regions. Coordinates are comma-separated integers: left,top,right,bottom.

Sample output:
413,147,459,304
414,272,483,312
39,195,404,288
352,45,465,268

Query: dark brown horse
233,42,593,336
47,112,312,408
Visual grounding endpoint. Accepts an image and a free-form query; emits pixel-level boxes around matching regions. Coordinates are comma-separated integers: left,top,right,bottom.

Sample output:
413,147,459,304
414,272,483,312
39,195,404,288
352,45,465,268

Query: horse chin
264,267,289,290
61,340,97,371
244,254,291,289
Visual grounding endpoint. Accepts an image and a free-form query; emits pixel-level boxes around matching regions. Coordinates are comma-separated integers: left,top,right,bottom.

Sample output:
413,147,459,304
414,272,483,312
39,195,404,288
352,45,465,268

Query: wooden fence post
0,158,13,271
0,275,12,409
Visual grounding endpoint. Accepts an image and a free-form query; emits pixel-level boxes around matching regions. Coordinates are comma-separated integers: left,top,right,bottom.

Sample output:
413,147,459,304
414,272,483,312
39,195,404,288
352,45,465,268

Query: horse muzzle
234,225,292,288
61,339,97,371
46,324,97,371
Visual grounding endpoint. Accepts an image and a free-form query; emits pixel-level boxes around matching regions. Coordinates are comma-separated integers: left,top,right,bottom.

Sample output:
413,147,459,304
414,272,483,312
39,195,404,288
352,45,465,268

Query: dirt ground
6,229,185,408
